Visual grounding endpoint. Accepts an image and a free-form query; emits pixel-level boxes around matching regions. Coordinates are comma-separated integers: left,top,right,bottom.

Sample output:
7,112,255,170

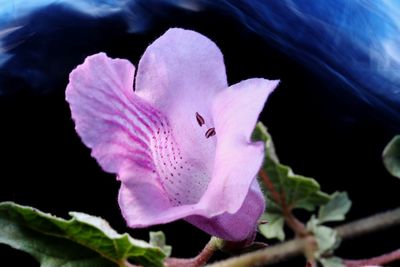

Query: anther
205,127,216,138
195,112,205,126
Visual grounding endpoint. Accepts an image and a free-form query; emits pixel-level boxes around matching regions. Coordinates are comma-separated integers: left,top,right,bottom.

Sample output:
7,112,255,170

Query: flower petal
66,52,156,174
65,52,227,232
66,52,205,226
135,28,228,114
135,29,227,178
131,28,235,209
66,45,277,241
117,165,204,227
118,171,264,241
200,78,279,214
186,181,265,241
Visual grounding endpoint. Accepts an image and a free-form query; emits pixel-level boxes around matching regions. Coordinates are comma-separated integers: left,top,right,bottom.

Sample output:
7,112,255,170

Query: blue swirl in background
1,0,399,125
211,0,400,123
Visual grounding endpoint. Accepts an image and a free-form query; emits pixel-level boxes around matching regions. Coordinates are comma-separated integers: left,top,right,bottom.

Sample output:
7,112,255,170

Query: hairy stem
207,207,400,267
336,207,400,239
206,237,311,267
165,237,221,267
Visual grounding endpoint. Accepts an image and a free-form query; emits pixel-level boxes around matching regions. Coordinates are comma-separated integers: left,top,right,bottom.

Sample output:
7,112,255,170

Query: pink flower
66,28,279,241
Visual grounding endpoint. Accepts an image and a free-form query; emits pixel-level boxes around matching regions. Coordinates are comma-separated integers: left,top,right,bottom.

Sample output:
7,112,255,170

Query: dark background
0,2,399,266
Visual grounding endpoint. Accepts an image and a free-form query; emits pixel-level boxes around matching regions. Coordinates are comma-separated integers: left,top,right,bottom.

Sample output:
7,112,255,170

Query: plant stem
207,207,400,267
259,170,308,236
165,237,221,267
336,207,400,239
259,169,282,207
343,248,400,267
206,237,311,267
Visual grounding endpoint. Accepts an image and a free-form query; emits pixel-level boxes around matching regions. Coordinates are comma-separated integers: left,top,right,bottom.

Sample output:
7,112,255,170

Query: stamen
195,112,205,126
205,127,216,138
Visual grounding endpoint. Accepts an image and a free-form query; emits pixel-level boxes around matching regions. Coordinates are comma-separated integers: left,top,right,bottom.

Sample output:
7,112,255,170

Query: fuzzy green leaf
149,231,172,257
258,213,285,241
318,192,351,223
0,202,167,267
383,135,400,179
307,217,340,258
253,122,331,215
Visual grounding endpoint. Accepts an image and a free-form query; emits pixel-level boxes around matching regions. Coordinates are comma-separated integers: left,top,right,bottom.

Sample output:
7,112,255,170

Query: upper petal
135,29,227,169
135,28,228,112
133,28,233,208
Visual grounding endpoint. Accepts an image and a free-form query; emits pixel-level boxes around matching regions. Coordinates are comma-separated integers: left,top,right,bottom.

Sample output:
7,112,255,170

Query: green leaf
318,192,351,224
313,225,337,257
383,135,400,179
258,213,285,241
319,257,345,267
253,122,331,214
0,202,167,267
149,231,172,257
306,217,340,258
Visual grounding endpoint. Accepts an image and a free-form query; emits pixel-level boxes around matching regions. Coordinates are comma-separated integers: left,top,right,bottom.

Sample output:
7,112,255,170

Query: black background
0,3,399,266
